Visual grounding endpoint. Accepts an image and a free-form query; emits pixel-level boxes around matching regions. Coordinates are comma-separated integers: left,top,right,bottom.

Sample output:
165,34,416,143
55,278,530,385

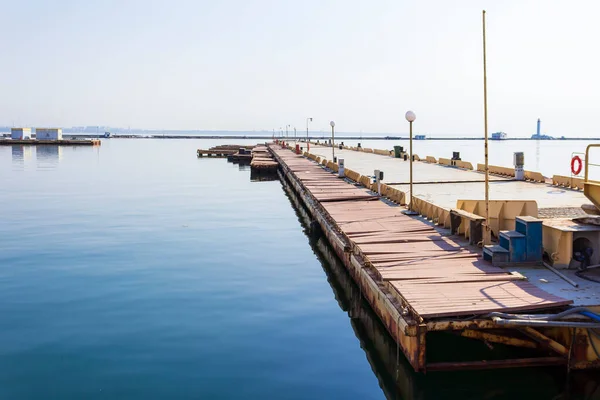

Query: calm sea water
0,139,598,399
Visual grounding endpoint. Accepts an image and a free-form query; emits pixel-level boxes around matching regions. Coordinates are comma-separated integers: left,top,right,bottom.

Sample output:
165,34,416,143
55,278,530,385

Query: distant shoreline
110,135,600,141
2,133,600,141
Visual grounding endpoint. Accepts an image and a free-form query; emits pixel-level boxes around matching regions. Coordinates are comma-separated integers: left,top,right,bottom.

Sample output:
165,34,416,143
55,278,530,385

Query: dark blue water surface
0,139,598,399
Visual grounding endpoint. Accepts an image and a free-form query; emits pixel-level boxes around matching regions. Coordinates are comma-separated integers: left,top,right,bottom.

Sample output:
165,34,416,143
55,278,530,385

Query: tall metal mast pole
482,10,490,244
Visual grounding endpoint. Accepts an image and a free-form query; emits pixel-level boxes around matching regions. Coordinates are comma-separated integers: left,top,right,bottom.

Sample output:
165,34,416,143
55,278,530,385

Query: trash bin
394,146,402,158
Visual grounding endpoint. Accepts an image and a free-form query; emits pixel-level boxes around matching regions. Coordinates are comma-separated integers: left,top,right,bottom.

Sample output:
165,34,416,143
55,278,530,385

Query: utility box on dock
36,128,62,140
394,146,403,158
374,169,383,195
338,159,345,178
514,152,525,180
11,128,31,140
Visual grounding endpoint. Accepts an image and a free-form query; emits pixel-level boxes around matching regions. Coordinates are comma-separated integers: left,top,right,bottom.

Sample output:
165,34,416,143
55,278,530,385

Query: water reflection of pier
281,169,598,400
36,145,63,165
11,145,32,163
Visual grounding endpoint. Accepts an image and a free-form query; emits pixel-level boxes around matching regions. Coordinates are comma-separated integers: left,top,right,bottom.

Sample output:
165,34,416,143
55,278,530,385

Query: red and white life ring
571,155,583,176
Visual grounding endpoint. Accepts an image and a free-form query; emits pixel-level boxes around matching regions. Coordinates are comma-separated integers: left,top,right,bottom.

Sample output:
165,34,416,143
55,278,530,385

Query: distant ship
531,118,554,140
414,134,426,140
103,132,111,138
491,131,507,140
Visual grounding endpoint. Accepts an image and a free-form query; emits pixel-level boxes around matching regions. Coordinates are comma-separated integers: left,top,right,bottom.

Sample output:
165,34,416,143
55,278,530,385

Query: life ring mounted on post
571,155,583,176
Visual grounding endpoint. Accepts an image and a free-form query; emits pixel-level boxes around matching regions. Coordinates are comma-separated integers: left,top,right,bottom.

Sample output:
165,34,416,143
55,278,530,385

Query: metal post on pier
330,120,336,161
482,10,491,245
405,111,416,210
306,117,312,151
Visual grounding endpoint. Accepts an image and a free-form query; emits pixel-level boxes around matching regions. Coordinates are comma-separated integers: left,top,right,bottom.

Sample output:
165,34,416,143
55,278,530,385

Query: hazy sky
1,0,599,136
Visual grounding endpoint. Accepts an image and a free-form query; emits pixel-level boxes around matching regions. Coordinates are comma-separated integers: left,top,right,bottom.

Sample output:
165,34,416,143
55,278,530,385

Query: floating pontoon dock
196,144,278,178
269,143,600,372
306,145,592,214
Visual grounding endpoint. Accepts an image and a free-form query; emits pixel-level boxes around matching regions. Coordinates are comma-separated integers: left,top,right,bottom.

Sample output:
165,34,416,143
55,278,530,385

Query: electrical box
338,158,345,178
513,152,524,167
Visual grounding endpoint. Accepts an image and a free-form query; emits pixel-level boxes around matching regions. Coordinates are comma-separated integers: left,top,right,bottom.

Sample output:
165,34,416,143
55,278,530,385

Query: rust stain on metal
460,329,537,348
520,327,568,357
427,319,498,331
426,357,566,371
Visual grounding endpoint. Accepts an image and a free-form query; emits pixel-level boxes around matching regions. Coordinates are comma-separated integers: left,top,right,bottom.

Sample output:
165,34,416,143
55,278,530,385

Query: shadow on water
277,172,600,400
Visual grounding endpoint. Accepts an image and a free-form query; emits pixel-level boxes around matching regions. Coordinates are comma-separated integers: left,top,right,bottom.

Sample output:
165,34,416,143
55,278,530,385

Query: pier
306,144,592,213
196,144,254,158
269,143,600,372
305,144,600,268
249,145,277,171
196,143,279,180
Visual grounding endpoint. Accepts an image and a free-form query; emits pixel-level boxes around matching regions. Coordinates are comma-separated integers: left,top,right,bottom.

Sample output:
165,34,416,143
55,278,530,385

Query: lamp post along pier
330,121,336,162
306,117,312,150
405,111,416,210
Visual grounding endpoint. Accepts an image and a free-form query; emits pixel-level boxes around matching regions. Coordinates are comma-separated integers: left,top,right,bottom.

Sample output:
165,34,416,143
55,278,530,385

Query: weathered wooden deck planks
272,146,572,319
250,146,278,169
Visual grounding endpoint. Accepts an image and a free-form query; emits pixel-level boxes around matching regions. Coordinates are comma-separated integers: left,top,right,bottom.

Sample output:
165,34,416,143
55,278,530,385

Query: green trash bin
393,146,402,158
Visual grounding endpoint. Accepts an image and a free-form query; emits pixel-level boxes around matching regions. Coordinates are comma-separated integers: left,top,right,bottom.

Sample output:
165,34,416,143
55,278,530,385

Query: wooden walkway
250,146,278,170
273,146,572,319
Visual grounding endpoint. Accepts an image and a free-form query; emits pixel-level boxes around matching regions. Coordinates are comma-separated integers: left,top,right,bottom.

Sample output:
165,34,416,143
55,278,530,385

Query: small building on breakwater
11,128,31,140
36,128,63,140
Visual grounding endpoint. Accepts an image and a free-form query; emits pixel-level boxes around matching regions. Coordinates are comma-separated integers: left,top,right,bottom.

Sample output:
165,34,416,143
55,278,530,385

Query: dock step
483,245,510,266
499,230,527,263
515,216,543,262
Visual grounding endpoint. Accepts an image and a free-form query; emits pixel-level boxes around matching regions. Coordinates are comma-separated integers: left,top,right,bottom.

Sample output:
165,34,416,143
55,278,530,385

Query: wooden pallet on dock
196,149,237,157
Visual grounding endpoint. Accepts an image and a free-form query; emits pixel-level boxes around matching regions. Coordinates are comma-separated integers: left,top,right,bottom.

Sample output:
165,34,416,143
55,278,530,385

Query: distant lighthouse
531,117,553,139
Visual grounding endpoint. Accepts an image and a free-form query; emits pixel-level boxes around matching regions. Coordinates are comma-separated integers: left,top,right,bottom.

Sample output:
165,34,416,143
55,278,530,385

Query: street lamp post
330,121,336,161
306,117,312,148
405,111,416,210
